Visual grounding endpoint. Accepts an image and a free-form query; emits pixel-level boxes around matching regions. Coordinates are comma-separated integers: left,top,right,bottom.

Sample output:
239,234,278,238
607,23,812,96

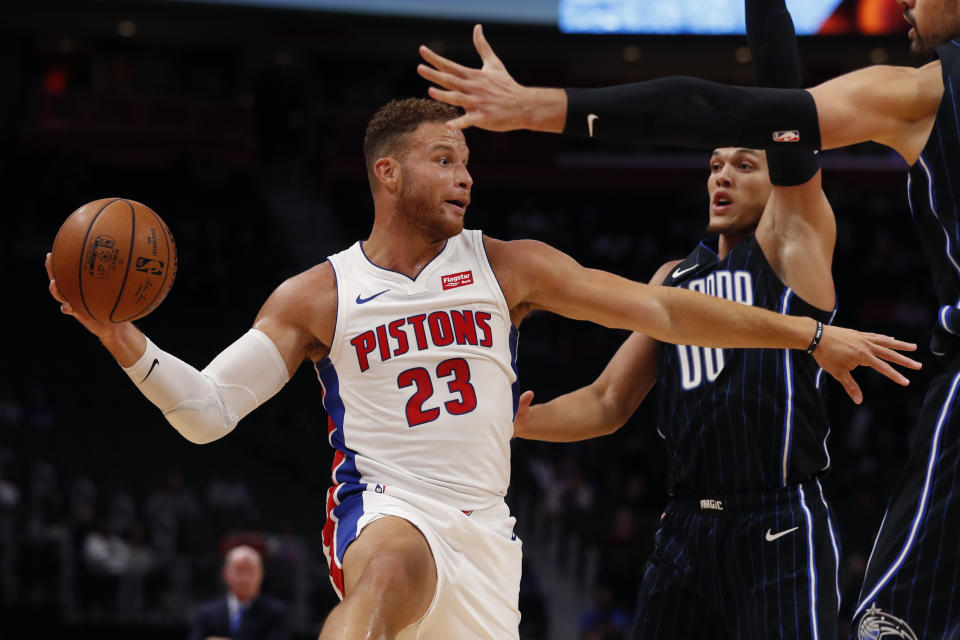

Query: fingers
866,355,911,386
46,252,70,305
417,64,470,92
48,269,68,305
871,344,922,370
837,370,864,405
864,334,918,352
427,85,467,108
418,45,472,79
46,252,82,319
48,278,66,304
445,113,477,130
472,24,505,70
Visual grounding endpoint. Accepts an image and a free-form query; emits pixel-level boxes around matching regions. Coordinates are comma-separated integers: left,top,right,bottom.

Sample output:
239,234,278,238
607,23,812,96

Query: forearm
654,286,815,350
746,0,821,185
552,269,815,350
517,385,627,442
120,329,288,443
563,78,820,151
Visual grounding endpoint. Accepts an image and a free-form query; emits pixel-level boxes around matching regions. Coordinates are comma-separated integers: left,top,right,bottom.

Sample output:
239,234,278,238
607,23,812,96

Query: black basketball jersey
909,42,960,357
655,236,835,495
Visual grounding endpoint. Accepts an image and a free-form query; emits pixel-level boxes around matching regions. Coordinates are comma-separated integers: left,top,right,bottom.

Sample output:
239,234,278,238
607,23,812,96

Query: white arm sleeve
121,329,290,444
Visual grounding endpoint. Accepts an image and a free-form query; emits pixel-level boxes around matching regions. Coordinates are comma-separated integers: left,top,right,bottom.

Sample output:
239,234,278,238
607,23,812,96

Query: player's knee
351,550,435,631
359,549,433,600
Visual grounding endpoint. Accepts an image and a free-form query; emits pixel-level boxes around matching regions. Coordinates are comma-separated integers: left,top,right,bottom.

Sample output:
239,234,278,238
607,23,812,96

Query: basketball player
47,100,917,639
418,1,960,636
508,2,844,637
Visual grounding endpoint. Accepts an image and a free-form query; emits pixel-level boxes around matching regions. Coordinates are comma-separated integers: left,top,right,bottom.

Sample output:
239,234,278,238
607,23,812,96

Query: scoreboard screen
559,0,908,35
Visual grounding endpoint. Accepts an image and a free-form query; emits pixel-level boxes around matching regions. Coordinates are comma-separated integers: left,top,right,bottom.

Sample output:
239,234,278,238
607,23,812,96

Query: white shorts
322,482,523,640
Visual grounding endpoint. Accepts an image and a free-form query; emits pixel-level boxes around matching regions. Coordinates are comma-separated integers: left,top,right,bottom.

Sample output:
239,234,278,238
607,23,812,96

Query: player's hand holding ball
47,198,177,338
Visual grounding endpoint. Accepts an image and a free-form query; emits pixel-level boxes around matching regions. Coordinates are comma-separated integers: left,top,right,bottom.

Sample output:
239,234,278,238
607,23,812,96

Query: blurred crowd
0,6,937,639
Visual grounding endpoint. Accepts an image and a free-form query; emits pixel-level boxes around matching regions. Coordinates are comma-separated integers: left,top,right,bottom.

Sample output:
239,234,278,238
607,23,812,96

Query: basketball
51,198,177,323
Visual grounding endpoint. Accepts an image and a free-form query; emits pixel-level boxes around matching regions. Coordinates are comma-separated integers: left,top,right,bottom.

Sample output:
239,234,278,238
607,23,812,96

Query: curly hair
363,98,462,190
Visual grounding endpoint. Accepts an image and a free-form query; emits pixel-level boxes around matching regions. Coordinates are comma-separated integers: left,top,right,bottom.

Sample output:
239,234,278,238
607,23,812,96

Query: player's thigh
632,557,723,640
726,498,839,640
342,514,438,620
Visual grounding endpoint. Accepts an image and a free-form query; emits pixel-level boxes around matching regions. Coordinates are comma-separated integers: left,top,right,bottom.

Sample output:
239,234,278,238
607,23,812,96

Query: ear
373,157,401,194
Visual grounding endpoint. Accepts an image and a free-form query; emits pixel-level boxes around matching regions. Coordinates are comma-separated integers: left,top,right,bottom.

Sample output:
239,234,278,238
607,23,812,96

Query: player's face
224,553,263,601
900,0,960,54
705,148,771,238
396,122,473,242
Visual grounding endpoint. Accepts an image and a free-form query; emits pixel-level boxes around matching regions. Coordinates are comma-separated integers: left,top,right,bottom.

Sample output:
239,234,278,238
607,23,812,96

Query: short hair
363,98,461,190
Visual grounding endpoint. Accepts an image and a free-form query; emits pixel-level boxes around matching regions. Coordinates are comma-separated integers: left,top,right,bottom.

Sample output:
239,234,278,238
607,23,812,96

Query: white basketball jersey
317,229,518,511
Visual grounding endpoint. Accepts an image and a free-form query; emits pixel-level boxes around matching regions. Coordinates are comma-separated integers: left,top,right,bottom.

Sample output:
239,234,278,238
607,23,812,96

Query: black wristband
806,320,824,354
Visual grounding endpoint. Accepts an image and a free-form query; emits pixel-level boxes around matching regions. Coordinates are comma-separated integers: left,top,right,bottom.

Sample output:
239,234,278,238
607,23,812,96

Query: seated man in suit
189,545,289,640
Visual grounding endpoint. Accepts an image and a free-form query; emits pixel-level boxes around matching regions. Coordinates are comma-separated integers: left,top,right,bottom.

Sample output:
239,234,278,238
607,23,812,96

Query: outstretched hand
418,24,565,132
813,324,921,404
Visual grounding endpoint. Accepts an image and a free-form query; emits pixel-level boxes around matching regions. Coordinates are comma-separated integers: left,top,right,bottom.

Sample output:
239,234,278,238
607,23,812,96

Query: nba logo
374,484,386,494
772,130,800,142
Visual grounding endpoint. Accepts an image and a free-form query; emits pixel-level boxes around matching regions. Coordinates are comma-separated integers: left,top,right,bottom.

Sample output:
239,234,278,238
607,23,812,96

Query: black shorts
632,478,840,640
851,361,960,640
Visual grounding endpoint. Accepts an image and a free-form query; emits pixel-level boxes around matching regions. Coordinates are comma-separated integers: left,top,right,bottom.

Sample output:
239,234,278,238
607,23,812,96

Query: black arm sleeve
564,78,820,153
746,0,802,88
746,0,820,186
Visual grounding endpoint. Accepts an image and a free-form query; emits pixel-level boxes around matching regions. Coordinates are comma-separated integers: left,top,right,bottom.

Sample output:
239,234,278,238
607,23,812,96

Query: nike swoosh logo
765,526,800,542
672,264,699,279
140,358,160,384
587,113,599,138
356,289,389,304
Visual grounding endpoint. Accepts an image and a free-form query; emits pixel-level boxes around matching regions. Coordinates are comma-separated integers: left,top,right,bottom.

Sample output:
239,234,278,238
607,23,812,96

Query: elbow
601,414,629,436
164,401,238,444
176,429,222,446
596,388,635,436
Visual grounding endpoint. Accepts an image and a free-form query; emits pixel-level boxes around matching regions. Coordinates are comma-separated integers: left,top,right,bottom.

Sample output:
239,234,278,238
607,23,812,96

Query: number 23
397,357,477,427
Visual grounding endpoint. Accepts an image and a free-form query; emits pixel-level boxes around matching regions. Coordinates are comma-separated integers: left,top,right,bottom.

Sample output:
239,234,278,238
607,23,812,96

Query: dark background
0,2,935,638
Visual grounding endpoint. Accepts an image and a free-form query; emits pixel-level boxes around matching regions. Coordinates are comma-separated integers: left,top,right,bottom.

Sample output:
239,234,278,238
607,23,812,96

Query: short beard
396,180,463,242
910,7,960,56
912,31,947,56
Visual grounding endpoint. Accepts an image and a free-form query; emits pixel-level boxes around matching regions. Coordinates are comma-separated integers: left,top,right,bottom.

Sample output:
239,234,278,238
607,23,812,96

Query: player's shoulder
260,261,337,323
482,234,565,269
255,261,337,357
482,234,549,254
481,233,580,286
274,261,335,303
883,60,946,110
915,59,946,99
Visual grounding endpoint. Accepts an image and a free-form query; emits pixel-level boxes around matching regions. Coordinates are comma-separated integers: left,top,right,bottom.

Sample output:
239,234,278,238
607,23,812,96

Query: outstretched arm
514,331,657,441
809,62,941,164
513,260,677,442
485,238,920,404
419,25,942,163
46,253,331,443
